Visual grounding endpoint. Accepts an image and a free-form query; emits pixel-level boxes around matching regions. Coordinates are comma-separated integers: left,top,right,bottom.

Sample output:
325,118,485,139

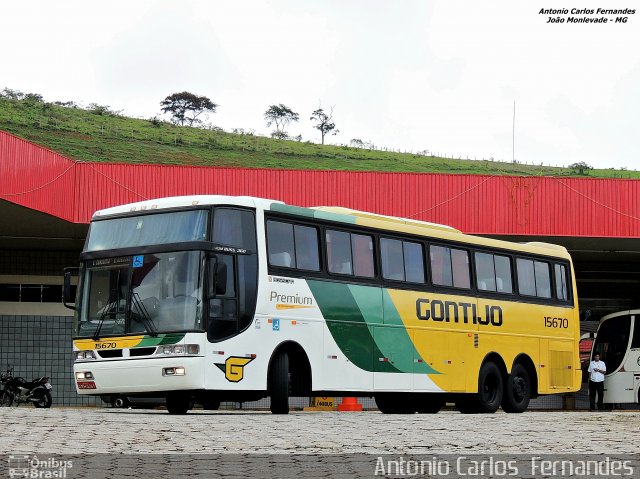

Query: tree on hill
569,161,593,175
160,92,217,127
310,107,338,145
264,104,299,139
1,88,43,103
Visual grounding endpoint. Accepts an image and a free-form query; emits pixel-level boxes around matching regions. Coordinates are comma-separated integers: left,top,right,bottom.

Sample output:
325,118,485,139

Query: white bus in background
590,310,640,405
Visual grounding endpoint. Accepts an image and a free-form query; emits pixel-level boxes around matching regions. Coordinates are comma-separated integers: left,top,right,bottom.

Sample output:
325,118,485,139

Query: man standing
588,352,607,410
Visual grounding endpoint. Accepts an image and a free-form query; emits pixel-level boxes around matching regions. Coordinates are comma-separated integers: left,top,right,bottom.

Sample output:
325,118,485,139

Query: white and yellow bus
590,310,640,405
65,195,581,414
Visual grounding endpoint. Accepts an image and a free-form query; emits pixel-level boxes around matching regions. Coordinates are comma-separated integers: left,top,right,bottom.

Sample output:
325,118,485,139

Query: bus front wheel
166,393,192,415
501,364,531,413
201,397,221,411
269,351,290,414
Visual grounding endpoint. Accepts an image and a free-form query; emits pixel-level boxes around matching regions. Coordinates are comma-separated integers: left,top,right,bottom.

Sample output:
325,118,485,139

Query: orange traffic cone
337,397,363,411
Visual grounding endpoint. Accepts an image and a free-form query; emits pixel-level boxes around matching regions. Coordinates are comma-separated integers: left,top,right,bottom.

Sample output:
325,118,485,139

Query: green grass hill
0,96,635,178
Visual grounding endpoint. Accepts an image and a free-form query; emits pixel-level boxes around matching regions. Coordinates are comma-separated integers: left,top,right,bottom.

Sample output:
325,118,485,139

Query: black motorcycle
0,367,13,406
0,367,52,408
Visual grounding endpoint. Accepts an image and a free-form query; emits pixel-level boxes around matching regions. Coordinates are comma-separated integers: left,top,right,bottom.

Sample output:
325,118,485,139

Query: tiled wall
0,315,99,407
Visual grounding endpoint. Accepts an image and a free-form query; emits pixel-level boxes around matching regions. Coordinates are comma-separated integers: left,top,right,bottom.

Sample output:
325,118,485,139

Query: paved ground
1,407,638,455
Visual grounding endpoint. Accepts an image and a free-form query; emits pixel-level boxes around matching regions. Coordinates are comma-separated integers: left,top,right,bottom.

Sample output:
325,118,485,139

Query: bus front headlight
75,351,96,361
156,345,199,356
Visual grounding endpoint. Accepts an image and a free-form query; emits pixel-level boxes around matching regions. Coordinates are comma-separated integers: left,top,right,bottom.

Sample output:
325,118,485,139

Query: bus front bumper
73,356,205,395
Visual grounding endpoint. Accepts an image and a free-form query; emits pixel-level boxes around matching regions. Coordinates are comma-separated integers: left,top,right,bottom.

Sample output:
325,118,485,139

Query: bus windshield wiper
130,292,158,337
93,300,118,341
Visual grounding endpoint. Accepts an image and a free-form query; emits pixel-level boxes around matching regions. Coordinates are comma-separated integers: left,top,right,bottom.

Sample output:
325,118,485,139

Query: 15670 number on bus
544,316,568,328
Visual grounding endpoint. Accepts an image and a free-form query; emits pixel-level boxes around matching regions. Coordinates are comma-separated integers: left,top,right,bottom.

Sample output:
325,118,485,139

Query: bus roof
269,202,571,260
92,195,282,218
598,309,640,324
92,195,571,260
311,206,461,233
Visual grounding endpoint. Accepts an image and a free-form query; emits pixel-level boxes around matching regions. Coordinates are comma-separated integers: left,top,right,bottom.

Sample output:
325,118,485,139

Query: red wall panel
2,130,640,237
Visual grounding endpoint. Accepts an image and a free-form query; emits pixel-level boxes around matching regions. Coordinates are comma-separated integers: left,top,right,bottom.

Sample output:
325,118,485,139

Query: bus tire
502,364,531,413
202,397,220,411
416,394,444,414
455,396,479,414
375,393,415,414
166,393,191,415
457,362,503,413
477,361,503,413
269,351,290,414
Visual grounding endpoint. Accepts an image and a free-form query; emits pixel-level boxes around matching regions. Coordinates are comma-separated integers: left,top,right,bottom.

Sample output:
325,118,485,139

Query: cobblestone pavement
1,407,638,455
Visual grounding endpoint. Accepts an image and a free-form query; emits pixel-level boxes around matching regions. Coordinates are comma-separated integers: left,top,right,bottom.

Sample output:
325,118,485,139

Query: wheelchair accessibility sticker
132,255,144,268
272,318,280,331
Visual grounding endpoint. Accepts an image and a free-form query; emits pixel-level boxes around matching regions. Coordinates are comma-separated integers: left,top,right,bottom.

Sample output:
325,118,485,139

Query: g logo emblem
215,356,254,382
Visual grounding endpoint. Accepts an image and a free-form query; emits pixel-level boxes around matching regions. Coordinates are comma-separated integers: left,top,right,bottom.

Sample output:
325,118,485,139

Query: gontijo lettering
416,298,503,326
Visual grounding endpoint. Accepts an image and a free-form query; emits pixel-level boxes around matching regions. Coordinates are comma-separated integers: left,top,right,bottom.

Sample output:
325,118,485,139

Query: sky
1,0,639,169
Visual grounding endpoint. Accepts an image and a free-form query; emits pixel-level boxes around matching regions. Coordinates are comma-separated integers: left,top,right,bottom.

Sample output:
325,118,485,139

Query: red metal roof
1,130,639,237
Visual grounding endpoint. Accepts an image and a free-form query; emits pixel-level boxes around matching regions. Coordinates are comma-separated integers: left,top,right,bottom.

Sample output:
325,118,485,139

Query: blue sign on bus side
272,319,280,331
132,255,144,268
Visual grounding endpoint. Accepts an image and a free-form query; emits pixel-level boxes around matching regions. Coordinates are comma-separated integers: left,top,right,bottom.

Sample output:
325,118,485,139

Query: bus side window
517,258,551,298
554,264,568,301
403,241,425,284
352,233,375,278
475,253,513,294
632,316,640,349
294,225,320,271
266,221,296,268
430,245,469,289
451,248,470,288
213,208,257,251
381,238,405,281
517,259,536,296
534,261,551,298
327,230,353,275
475,253,496,291
430,245,452,286
494,255,513,293
381,238,425,284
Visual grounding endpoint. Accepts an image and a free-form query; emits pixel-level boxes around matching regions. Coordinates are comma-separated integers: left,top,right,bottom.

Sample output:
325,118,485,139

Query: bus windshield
86,210,208,252
76,251,204,338
592,315,631,373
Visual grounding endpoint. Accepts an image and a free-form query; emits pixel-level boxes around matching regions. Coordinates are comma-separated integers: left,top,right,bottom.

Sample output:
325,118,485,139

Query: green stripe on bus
138,333,186,347
380,289,439,374
269,203,356,225
307,280,399,373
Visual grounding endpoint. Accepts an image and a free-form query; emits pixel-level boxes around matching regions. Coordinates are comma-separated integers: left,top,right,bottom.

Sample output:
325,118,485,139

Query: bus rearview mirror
63,267,79,310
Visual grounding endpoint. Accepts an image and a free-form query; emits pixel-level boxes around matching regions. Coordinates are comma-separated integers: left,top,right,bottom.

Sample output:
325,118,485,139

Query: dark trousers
589,380,604,410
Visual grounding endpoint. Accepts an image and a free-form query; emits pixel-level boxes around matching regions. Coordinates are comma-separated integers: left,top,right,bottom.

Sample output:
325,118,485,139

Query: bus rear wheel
502,364,531,413
457,362,503,414
269,351,290,414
